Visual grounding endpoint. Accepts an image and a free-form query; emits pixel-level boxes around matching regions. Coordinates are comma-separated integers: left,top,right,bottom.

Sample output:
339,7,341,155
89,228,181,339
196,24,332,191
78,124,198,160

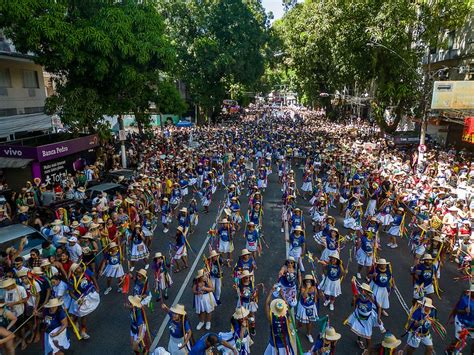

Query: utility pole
118,114,127,168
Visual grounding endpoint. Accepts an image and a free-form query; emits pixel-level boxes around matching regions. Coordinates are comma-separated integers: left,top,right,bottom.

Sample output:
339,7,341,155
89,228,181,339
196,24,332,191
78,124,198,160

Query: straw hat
422,254,433,261
77,186,86,193
294,226,303,232
322,326,341,341
359,283,373,293
220,218,229,224
287,256,296,262
381,333,402,349
329,253,340,260
44,298,63,308
58,237,68,244
81,233,94,240
162,197,169,202
180,207,188,213
52,225,61,234
108,242,118,249
70,263,81,273
128,295,143,308
195,269,206,279
240,249,251,257
170,304,186,316
0,278,16,288
16,269,28,278
224,208,232,216
303,274,315,282
154,252,163,259
208,250,219,259
376,259,389,265
31,267,44,275
417,297,435,308
52,219,63,226
114,199,123,206
41,259,51,267
232,306,250,320
19,206,29,213
125,197,134,204
81,215,92,224
239,270,253,279
270,298,288,317
137,269,147,278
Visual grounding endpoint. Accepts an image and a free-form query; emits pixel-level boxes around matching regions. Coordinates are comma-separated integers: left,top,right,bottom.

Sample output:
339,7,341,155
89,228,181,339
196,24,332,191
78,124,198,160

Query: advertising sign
40,149,96,185
462,117,474,144
431,81,474,110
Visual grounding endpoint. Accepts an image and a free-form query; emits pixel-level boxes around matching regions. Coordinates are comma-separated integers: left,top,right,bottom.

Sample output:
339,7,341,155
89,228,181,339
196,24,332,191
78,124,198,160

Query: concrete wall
0,56,47,115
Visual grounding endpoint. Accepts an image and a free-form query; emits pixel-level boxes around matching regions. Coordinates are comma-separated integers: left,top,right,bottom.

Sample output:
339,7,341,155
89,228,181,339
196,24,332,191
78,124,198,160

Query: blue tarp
176,121,193,127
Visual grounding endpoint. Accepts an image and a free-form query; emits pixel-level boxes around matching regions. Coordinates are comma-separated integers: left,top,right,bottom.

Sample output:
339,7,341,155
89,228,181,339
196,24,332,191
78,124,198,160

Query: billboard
431,81,474,110
462,117,474,144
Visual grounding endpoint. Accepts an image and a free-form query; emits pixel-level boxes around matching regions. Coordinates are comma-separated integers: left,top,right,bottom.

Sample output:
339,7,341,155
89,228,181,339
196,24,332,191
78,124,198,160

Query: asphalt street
21,161,467,354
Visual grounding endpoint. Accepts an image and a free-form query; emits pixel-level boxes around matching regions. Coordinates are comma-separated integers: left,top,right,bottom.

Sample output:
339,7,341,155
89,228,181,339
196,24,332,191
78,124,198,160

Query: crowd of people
0,107,472,355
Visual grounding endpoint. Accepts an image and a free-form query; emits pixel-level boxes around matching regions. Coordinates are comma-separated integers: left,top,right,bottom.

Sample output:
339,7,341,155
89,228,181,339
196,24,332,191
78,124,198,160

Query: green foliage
274,0,471,131
158,0,269,118
1,0,184,134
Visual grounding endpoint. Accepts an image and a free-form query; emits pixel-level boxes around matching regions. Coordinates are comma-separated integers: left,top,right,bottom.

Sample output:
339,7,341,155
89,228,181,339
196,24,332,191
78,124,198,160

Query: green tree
159,0,269,122
1,0,185,134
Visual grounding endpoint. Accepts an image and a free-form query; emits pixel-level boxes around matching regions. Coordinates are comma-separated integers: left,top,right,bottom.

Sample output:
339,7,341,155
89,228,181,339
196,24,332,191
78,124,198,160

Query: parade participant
177,207,190,235
173,226,189,273
356,230,376,280
129,226,149,271
387,207,404,249
152,252,172,302
264,295,295,354
39,298,70,355
199,180,212,214
221,306,252,354
189,198,199,230
448,285,474,354
161,303,192,355
244,222,260,260
346,282,385,350
161,197,171,233
405,298,437,355
278,256,301,308
363,333,402,355
141,210,154,249
369,259,393,317
189,332,238,355
288,225,306,272
192,268,216,331
99,242,125,295
218,219,234,267
230,197,242,228
68,262,100,339
234,270,258,336
79,233,98,275
234,249,257,277
257,167,267,191
412,254,436,303
0,301,16,355
206,250,223,305
301,169,313,199
290,208,305,233
319,253,345,311
131,269,152,306
296,274,319,343
170,182,182,211
310,326,341,355
344,201,363,230
364,182,380,218
376,199,394,231
128,295,150,355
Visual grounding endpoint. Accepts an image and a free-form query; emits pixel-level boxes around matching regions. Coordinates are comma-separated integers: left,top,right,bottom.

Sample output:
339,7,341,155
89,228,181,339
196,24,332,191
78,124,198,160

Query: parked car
84,183,127,210
0,224,48,259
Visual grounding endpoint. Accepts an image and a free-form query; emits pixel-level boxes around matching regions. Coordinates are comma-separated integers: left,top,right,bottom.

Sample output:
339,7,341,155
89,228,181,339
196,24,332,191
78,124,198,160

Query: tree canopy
1,0,185,134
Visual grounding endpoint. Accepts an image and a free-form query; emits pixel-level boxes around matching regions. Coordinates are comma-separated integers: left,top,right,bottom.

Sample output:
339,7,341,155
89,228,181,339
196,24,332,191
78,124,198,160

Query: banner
462,117,474,143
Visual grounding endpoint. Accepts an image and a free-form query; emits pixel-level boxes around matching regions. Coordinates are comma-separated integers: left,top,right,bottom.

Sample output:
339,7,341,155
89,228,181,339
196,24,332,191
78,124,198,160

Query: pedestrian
296,274,319,343
161,303,192,354
192,268,216,331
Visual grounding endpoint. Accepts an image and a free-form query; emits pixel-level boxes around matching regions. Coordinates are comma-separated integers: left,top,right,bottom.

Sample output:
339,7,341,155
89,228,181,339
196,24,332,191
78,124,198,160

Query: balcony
422,48,461,65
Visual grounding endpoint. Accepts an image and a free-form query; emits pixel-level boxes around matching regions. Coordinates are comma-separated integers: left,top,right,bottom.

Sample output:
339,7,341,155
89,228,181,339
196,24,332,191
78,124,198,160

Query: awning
0,157,32,168
0,113,52,138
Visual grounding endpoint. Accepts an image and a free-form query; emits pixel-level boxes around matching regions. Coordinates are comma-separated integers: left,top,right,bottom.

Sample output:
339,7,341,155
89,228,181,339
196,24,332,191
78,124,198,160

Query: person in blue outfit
189,332,237,354
161,303,192,355
128,295,149,355
38,298,69,355
405,297,437,355
264,295,296,354
310,326,341,354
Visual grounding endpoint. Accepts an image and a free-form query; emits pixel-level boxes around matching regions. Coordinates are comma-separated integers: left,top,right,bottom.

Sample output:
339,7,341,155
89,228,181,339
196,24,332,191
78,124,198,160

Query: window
0,68,11,88
0,108,17,117
447,30,455,50
22,70,39,88
24,106,44,114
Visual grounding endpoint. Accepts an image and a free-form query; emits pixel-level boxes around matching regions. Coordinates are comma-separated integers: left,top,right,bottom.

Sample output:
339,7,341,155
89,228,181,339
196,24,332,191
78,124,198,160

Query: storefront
0,134,99,190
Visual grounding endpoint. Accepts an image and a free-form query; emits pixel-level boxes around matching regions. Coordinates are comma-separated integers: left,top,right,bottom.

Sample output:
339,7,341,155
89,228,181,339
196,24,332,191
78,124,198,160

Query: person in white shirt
66,237,83,263
0,278,28,349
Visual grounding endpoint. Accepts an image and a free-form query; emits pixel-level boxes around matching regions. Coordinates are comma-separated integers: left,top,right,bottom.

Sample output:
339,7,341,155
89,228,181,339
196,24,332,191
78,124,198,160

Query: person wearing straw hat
141,210,154,249
244,222,260,260
99,241,125,295
264,296,295,355
131,269,152,307
448,284,474,353
364,332,402,355
386,207,404,249
234,270,259,333
355,229,376,281
288,225,306,272
345,282,385,350
290,208,305,234
170,182,182,211
37,298,70,355
161,303,192,354
160,197,171,233
278,256,301,308
128,295,150,354
296,274,319,343
405,297,437,354
192,268,216,331
129,225,150,271
198,180,212,214
412,254,436,303
217,306,252,354
319,253,345,311
188,198,199,229
218,218,235,267
152,252,172,302
68,262,100,339
310,326,341,354
369,259,393,317
177,207,190,234
206,250,223,305
319,227,340,262
0,300,16,355
172,226,189,273
18,205,29,225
